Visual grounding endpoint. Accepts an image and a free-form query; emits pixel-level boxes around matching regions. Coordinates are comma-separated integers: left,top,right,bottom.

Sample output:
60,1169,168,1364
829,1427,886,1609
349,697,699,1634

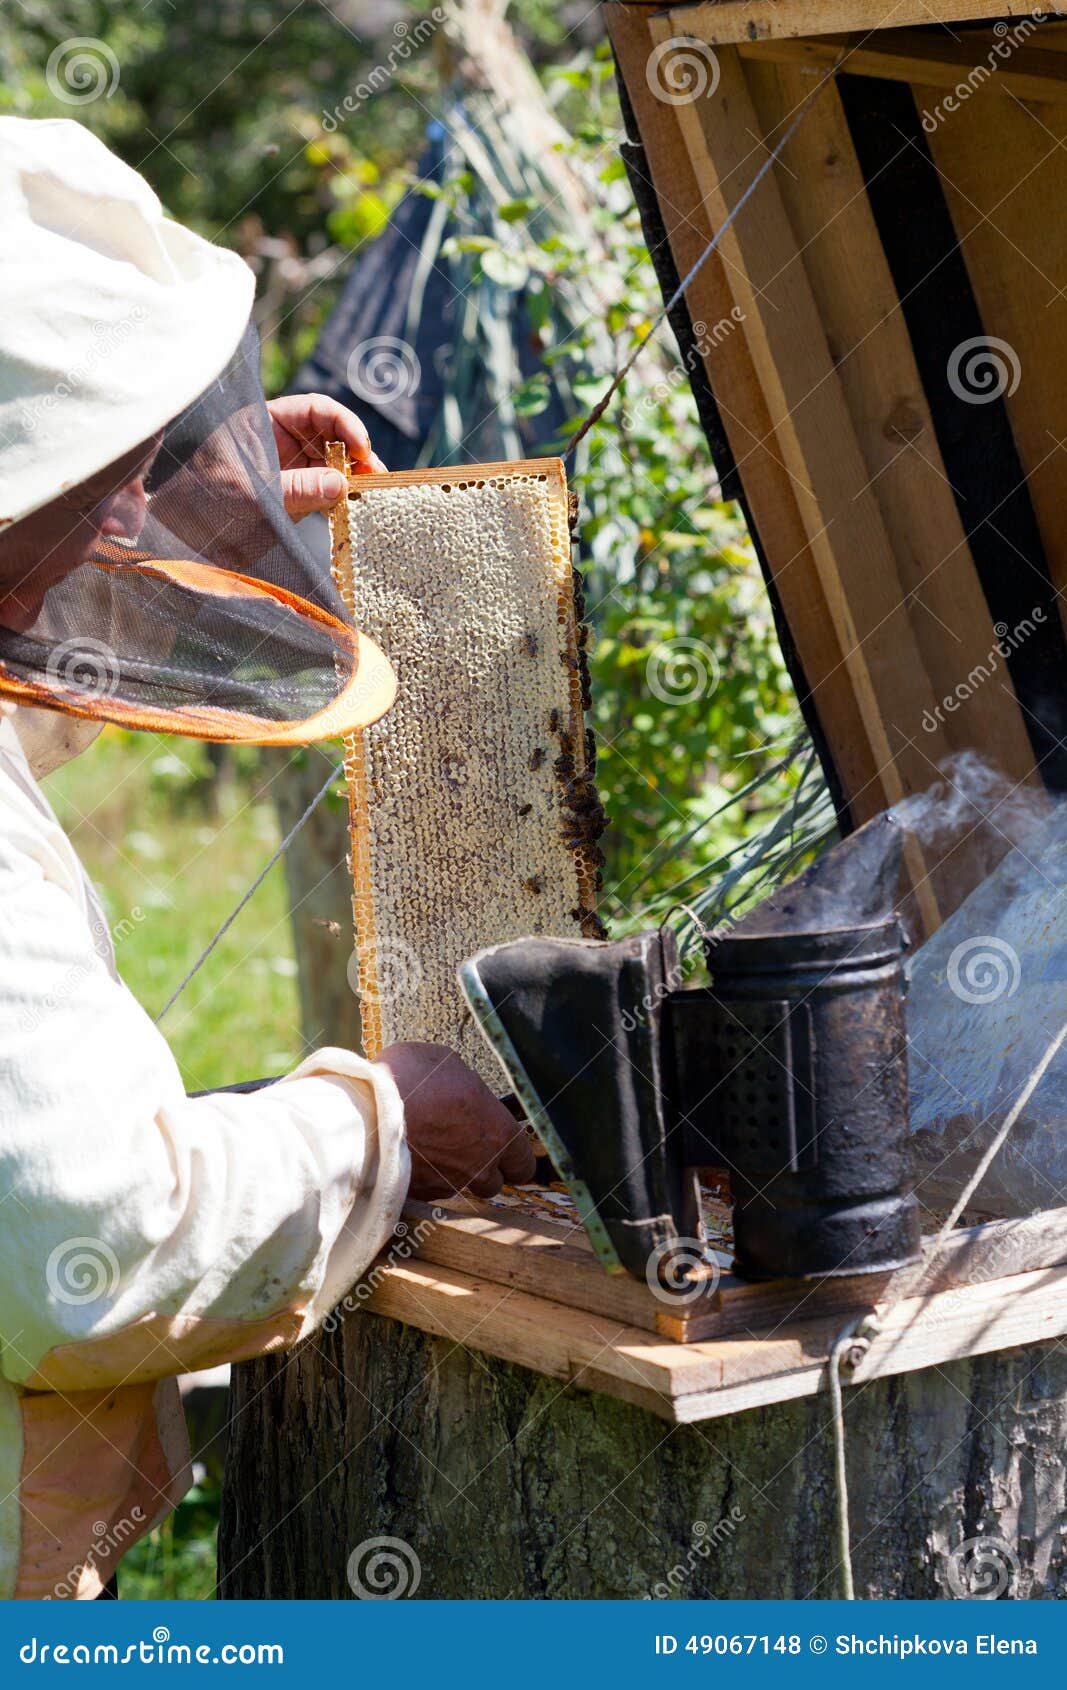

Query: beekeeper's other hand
374,1041,537,1200
266,392,387,518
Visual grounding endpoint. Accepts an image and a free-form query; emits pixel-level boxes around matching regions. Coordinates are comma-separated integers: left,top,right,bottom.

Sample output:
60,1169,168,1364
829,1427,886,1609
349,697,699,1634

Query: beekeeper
0,116,534,1600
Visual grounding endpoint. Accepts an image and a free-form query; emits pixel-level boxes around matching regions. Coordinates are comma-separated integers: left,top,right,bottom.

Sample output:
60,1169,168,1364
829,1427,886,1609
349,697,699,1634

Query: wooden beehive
607,1,1067,933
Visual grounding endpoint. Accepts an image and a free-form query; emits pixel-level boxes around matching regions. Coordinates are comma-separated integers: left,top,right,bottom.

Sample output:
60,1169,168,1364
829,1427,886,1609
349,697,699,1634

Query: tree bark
219,1314,1067,1599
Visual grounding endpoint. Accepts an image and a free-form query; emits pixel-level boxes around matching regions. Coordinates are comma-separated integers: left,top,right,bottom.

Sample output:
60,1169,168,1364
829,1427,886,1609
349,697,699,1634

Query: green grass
45,729,304,1093
117,1480,222,1601
44,729,306,1596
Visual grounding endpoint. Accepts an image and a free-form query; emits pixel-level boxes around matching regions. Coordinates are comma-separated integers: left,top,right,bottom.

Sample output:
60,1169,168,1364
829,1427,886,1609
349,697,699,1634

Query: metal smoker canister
703,918,921,1280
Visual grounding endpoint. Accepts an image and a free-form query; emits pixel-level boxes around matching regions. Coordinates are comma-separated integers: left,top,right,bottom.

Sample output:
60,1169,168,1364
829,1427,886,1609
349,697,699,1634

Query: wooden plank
364,1257,838,1413
737,58,1041,887
403,1197,1067,1344
402,1198,680,1331
365,1254,1067,1423
921,78,1067,632
605,3,884,819
672,1262,1067,1421
738,30,1067,104
636,0,1067,47
649,27,957,925
670,1206,1067,1339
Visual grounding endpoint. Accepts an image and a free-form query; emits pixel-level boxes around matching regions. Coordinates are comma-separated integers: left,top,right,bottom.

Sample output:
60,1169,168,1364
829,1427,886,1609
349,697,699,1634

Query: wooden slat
637,0,1067,47
739,30,1067,103
737,58,1041,892
649,26,961,925
402,1198,685,1332
671,1205,1067,1340
921,78,1067,627
676,1262,1067,1421
605,3,883,817
402,1198,1067,1345
365,1255,1067,1423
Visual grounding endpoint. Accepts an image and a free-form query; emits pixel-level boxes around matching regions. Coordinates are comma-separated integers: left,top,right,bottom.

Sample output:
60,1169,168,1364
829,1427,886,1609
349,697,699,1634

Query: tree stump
218,1313,1067,1599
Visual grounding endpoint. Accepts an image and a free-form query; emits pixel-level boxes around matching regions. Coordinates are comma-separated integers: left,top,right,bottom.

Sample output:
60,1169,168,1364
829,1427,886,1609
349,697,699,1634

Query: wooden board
629,0,1067,45
737,53,1043,903
399,1195,1067,1343
606,0,883,815
739,29,1067,102
607,5,1067,924
922,78,1067,623
650,28,958,925
365,1250,1067,1423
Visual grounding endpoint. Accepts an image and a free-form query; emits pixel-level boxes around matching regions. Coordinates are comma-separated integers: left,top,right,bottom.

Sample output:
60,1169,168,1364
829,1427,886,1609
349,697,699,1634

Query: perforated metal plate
709,999,818,1174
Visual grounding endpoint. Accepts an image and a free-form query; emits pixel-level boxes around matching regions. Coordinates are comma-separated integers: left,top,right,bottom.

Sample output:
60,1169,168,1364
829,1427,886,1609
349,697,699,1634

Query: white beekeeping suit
0,118,410,1599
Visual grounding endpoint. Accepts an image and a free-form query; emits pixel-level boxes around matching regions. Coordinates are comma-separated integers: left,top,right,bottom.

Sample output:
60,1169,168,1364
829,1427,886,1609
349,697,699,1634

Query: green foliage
428,43,825,930
0,1,423,376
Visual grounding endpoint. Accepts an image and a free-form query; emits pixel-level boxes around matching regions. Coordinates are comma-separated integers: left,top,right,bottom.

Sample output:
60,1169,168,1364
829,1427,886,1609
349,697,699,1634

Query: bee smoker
459,813,921,1286
670,917,920,1280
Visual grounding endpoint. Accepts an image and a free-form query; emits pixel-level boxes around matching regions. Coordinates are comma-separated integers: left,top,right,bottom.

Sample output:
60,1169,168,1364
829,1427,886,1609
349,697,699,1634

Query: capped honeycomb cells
329,456,605,1084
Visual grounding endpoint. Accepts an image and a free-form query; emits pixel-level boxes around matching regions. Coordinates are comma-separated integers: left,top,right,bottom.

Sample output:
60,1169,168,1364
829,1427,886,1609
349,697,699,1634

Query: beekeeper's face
0,434,162,631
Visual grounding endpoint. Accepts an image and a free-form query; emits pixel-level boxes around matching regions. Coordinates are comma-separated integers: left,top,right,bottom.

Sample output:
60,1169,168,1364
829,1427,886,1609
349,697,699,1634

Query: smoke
730,752,1052,944
721,753,1065,1218
892,751,1049,877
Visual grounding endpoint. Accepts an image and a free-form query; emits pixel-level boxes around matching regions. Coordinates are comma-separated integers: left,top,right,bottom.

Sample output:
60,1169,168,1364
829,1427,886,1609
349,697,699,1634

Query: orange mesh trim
0,556,396,744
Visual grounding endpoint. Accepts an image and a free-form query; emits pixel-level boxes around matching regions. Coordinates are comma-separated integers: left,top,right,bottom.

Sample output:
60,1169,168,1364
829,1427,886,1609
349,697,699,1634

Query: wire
827,1011,1067,1598
561,53,844,462
154,758,345,1025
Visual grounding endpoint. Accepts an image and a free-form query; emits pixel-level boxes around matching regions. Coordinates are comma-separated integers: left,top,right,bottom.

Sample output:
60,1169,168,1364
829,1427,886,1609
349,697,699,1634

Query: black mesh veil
0,324,394,742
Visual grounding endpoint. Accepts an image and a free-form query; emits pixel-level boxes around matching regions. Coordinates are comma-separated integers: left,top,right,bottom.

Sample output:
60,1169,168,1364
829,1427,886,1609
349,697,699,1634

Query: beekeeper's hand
374,1041,537,1199
266,393,387,517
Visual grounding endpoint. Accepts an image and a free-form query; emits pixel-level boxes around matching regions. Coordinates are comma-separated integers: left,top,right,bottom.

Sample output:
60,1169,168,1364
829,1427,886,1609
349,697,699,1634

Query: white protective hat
0,117,397,747
0,116,255,530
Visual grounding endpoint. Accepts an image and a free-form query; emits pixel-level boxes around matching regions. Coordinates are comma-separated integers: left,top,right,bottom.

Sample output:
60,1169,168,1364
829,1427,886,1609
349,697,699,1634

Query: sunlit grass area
45,729,304,1092
117,1480,222,1602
